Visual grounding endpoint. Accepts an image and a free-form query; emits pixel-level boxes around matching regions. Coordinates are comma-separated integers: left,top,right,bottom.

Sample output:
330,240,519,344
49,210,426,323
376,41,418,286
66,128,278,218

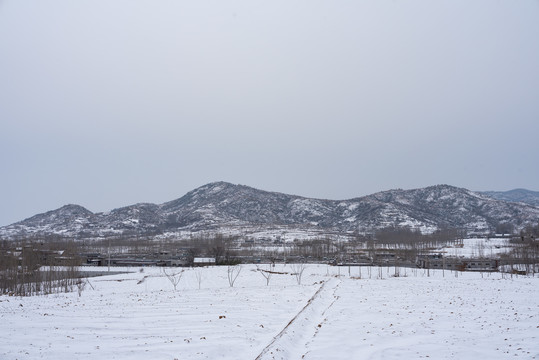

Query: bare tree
227,265,242,287
1,239,83,297
195,270,203,290
207,233,227,265
162,268,184,291
185,247,200,267
76,279,86,297
256,265,272,286
290,263,306,285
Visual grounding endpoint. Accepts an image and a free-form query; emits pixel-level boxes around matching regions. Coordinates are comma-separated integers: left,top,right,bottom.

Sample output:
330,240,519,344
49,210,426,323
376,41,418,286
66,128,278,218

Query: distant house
463,259,498,271
83,253,105,266
416,254,498,271
193,257,216,266
415,254,443,268
167,259,187,267
373,252,397,264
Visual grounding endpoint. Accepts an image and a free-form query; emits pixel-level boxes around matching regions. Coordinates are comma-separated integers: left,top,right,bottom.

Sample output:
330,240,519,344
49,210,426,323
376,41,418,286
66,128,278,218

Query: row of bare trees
502,223,539,275
160,262,309,292
277,227,464,264
0,240,82,296
3,223,538,297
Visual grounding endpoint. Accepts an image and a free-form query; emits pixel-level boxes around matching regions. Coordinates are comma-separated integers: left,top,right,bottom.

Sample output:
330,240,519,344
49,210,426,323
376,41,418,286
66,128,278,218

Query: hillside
1,182,538,240
481,189,539,207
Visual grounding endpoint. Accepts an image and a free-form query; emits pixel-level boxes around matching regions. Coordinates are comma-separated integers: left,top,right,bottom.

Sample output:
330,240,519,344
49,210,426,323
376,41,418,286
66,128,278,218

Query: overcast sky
1,0,538,226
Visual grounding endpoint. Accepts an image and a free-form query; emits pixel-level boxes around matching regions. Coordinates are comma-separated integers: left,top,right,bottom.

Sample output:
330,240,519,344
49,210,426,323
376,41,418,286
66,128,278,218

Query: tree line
0,239,82,296
2,224,538,296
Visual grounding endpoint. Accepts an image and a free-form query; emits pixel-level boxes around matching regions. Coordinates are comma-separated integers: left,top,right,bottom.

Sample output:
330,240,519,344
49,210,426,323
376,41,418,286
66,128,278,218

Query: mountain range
1,182,538,241
480,189,539,208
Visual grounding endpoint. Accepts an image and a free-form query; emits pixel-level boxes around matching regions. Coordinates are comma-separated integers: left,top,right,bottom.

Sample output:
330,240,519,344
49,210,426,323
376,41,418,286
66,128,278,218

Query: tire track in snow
255,277,341,360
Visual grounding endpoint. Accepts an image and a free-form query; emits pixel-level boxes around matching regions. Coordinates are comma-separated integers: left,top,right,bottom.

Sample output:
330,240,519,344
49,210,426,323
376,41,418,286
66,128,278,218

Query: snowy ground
1,265,538,359
436,237,514,258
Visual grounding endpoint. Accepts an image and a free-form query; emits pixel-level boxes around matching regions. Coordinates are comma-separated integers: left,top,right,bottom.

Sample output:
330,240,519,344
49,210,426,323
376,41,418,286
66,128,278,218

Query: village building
193,257,216,266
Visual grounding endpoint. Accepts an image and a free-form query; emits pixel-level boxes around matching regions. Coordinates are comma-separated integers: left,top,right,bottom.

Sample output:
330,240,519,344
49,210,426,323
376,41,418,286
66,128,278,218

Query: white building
193,257,216,266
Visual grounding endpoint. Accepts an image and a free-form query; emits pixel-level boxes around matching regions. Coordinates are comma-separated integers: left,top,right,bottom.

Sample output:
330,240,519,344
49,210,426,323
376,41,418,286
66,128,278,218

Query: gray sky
1,0,538,226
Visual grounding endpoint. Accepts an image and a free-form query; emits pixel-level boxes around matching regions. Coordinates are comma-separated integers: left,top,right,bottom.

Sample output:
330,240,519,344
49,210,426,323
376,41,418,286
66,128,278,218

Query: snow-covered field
1,265,538,359
436,237,514,258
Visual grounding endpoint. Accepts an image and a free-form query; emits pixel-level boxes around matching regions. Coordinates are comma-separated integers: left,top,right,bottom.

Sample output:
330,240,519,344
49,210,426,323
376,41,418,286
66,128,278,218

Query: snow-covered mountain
1,182,538,240
481,189,539,208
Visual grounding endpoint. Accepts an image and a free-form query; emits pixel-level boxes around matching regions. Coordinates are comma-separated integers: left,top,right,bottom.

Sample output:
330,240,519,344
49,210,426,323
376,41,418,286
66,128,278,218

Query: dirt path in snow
255,277,341,360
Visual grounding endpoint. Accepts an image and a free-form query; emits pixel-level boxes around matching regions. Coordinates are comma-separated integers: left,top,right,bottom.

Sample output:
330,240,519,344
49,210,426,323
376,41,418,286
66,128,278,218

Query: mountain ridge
1,182,538,240
480,189,539,207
